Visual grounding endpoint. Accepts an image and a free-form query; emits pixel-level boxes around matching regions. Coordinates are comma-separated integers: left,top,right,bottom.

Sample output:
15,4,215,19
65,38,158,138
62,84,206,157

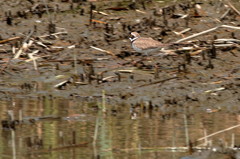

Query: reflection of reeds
93,110,114,158
93,90,107,157
183,111,190,148
96,91,107,111
93,112,100,158
231,133,235,148
197,124,240,146
19,109,23,122
11,127,16,159
203,128,208,146
73,51,77,74
101,90,106,112
8,110,16,159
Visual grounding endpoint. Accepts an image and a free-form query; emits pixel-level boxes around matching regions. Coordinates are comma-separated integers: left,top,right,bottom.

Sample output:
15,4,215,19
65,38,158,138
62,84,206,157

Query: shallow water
0,98,239,159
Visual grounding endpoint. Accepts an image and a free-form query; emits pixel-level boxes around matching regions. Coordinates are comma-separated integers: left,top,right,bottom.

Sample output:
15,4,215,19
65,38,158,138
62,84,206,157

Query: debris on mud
1,0,240,111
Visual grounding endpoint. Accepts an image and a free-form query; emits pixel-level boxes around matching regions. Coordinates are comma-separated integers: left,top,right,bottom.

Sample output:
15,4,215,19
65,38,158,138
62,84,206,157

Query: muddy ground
0,0,240,113
1,0,240,159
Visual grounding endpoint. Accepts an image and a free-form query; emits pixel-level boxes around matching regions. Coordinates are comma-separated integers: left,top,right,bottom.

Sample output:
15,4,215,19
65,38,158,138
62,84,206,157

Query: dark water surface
0,98,239,159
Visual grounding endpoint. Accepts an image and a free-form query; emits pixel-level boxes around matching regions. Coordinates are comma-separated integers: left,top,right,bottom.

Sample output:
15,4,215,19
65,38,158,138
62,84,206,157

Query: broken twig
176,25,240,43
0,37,22,44
90,46,116,57
227,0,240,16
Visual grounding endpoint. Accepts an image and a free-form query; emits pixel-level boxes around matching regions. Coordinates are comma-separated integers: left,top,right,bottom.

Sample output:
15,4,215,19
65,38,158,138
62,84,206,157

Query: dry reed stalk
176,25,240,43
0,37,21,44
90,46,116,57
227,0,240,16
38,31,68,38
14,30,34,59
28,50,39,70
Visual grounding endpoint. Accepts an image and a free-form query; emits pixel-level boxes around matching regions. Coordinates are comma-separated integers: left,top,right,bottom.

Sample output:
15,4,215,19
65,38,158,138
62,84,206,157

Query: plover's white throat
129,32,169,55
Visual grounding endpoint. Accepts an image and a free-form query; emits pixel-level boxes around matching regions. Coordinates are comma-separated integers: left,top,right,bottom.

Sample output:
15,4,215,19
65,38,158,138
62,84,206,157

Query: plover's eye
129,34,135,39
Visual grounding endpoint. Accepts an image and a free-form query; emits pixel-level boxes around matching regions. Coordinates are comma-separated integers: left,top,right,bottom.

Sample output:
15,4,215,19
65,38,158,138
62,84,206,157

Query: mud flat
0,0,239,108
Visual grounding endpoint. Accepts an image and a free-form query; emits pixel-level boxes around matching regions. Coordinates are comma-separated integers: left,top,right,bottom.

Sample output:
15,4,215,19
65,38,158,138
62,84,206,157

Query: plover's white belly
132,43,160,55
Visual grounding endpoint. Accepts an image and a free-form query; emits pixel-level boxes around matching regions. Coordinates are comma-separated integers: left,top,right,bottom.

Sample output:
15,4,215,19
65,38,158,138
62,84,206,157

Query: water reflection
0,98,239,159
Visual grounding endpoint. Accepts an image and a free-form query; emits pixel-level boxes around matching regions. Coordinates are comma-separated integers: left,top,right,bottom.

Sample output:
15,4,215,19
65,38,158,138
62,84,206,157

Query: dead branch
27,50,39,70
38,31,68,38
90,46,116,57
227,0,240,16
176,25,240,43
214,38,240,43
0,37,22,44
219,8,231,20
173,28,191,36
14,29,34,59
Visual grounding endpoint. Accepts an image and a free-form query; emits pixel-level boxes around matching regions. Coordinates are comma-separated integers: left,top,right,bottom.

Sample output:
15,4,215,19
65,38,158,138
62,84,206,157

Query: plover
129,32,169,55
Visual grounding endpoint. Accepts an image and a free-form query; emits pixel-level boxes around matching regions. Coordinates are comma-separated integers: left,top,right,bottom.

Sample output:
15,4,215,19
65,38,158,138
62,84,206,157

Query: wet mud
0,0,239,110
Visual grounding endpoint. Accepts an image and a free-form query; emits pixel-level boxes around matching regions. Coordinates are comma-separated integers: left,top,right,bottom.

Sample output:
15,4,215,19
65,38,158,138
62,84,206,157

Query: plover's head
129,32,141,42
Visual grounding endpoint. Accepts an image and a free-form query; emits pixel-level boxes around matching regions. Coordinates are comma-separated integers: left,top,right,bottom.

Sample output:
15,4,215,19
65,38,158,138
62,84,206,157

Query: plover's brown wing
133,37,165,50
